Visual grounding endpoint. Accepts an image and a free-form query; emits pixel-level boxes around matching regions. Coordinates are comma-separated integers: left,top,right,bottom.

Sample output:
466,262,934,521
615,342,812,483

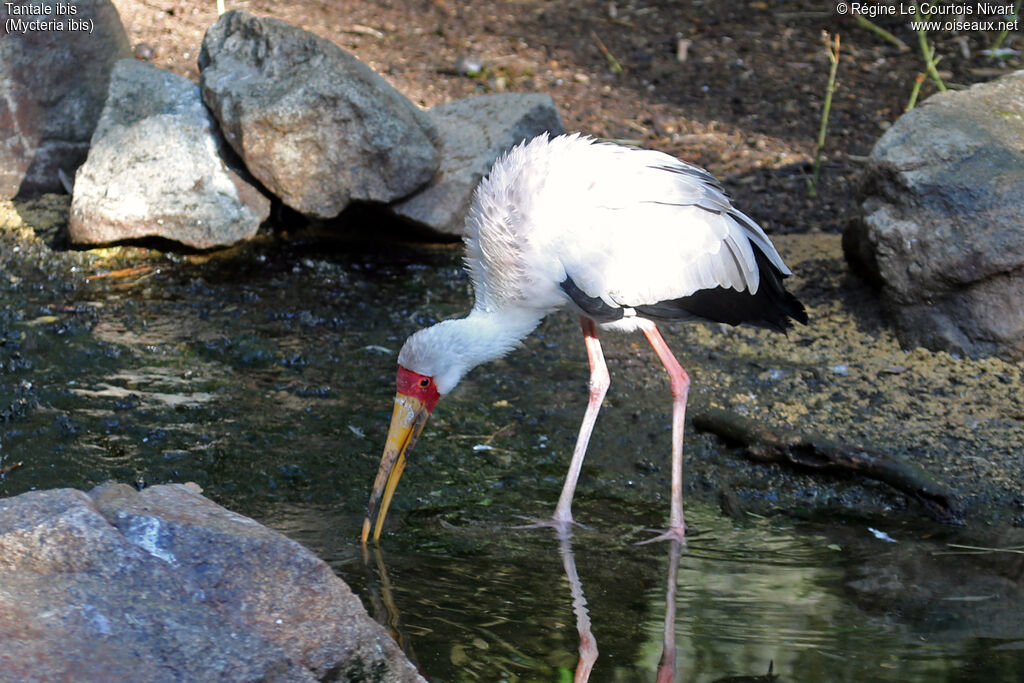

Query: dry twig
693,407,964,524
0,462,24,476
853,14,910,52
591,31,623,74
85,266,154,281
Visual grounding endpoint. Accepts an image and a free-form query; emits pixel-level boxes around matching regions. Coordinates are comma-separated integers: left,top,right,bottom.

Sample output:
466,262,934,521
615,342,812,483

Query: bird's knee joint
588,373,610,398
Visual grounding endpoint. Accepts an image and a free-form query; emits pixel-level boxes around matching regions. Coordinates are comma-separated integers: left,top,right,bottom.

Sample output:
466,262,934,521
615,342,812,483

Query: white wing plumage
464,134,790,312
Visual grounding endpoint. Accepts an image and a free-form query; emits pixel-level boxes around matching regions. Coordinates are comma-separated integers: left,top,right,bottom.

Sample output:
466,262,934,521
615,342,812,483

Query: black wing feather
635,248,807,332
559,276,625,323
561,247,807,332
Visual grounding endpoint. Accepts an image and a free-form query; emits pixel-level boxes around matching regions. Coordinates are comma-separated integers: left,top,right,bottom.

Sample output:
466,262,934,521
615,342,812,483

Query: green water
1,234,1022,681
274,499,1024,682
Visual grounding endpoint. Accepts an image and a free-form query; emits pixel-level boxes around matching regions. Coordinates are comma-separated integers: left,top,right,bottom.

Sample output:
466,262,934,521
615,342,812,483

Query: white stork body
362,133,806,543
468,134,783,317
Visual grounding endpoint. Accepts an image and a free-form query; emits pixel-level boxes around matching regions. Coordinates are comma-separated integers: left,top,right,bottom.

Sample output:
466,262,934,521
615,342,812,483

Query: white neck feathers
397,306,545,395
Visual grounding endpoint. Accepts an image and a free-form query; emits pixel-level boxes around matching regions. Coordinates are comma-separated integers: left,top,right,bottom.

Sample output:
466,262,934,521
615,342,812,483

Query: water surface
2,235,1022,681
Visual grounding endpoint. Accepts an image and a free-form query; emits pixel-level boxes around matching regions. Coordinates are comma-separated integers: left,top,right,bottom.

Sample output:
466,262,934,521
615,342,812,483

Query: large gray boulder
69,60,270,249
0,0,131,198
198,10,440,219
0,483,424,682
391,93,565,237
845,71,1024,360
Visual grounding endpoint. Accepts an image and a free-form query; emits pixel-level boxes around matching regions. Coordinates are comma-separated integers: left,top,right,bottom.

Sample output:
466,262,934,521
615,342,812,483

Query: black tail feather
634,248,807,332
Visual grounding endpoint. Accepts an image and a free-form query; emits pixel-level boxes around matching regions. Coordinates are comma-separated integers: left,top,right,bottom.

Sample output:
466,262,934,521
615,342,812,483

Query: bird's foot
510,515,587,535
635,524,687,546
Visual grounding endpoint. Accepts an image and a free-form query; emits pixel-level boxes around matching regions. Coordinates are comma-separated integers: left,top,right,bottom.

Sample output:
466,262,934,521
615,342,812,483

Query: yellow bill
362,392,431,543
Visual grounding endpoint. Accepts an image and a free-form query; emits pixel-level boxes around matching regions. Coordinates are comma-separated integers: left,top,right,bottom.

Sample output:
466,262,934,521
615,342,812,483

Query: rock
0,0,131,199
845,71,1024,360
391,93,565,237
0,483,424,682
198,10,440,219
69,60,270,249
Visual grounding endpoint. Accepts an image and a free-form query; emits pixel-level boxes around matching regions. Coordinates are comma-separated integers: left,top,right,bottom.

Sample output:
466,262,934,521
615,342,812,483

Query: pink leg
656,538,683,683
557,528,599,682
640,322,689,543
552,317,610,526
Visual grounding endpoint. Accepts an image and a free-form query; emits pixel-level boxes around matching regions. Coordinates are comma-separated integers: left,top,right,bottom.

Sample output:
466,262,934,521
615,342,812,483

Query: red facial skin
396,365,441,412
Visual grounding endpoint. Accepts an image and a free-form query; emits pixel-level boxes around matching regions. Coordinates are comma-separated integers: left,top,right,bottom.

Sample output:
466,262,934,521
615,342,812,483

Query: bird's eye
419,378,431,388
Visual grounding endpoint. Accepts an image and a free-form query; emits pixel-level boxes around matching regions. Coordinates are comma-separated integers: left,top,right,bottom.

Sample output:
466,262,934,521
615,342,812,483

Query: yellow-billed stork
362,133,807,543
